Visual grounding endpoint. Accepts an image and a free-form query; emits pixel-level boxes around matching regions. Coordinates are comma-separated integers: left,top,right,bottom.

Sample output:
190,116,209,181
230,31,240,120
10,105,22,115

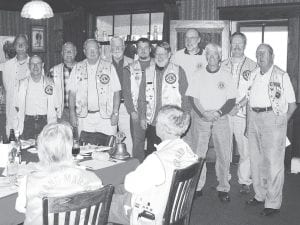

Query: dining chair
162,158,205,225
79,131,115,147
42,184,114,225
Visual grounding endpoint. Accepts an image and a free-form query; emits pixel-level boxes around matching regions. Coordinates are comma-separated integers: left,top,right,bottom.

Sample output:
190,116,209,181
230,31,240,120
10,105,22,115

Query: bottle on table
8,129,16,143
7,143,19,184
15,131,22,164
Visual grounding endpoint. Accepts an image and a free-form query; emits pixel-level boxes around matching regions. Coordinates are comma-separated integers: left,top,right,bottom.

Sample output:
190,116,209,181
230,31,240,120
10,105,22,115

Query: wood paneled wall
179,0,300,20
0,10,63,71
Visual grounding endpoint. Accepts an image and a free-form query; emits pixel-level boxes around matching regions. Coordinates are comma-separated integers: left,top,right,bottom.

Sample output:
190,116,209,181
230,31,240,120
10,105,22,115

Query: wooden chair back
163,158,205,225
42,184,114,225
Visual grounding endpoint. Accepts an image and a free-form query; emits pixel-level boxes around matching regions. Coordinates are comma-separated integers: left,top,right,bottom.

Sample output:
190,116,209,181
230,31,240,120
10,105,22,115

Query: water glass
7,162,18,185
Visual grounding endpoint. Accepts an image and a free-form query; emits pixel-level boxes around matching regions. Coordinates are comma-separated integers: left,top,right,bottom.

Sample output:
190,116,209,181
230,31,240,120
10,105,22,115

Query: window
239,20,288,70
96,12,164,41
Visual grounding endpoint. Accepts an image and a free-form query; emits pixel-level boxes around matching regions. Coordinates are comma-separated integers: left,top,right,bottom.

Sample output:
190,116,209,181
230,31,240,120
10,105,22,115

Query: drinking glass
7,162,18,185
72,140,80,159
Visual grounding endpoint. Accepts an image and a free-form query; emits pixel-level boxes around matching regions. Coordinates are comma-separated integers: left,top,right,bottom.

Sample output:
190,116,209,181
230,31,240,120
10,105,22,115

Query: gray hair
62,42,77,52
13,34,29,48
156,41,172,53
205,43,222,59
83,38,99,50
230,32,247,45
37,123,73,166
110,36,125,46
156,105,191,137
257,43,274,56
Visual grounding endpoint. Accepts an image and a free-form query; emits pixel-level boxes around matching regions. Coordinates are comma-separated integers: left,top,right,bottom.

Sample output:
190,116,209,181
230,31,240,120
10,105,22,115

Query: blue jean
189,112,231,192
22,115,47,140
248,110,287,209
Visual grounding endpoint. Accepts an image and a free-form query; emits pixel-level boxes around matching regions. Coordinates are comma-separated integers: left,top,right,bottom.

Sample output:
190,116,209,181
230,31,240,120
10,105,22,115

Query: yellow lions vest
129,59,155,111
268,66,288,115
75,59,114,119
145,63,181,123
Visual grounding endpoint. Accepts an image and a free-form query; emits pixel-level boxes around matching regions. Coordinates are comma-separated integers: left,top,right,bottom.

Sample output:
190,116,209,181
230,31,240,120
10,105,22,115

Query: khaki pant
187,111,231,192
248,110,287,209
229,115,252,185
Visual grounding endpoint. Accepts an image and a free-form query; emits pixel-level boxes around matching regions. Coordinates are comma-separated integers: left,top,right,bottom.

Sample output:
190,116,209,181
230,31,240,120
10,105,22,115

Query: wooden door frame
170,20,230,59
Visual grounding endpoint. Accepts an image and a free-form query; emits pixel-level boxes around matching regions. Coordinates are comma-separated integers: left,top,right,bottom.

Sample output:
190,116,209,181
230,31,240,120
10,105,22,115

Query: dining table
0,145,139,225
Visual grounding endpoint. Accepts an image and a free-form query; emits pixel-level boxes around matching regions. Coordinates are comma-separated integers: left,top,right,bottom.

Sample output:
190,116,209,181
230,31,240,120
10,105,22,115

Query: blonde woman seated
15,123,102,225
108,105,198,225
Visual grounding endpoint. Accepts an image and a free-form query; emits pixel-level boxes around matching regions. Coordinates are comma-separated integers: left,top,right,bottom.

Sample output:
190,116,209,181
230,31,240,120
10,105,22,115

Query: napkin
291,157,300,174
0,143,10,168
0,177,18,198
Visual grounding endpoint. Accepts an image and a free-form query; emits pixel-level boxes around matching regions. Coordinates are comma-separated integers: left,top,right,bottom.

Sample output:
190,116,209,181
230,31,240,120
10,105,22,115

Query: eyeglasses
111,46,124,52
185,36,199,41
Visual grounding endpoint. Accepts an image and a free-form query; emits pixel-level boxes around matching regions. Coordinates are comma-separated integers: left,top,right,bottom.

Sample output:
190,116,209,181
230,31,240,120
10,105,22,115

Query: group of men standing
0,28,296,217
173,29,296,217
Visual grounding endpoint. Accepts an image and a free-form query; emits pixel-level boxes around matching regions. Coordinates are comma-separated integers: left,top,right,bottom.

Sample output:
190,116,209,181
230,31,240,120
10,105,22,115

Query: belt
88,110,100,114
251,106,273,113
25,114,47,120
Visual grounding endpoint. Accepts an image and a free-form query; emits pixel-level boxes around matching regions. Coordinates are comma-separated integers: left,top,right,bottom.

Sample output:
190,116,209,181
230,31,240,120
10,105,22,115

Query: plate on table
94,146,112,152
0,177,11,187
80,145,96,156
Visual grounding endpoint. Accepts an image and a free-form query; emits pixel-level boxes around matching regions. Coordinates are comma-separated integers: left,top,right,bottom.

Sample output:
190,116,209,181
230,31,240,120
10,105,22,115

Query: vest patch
99,74,110,84
242,70,251,81
165,73,177,84
217,81,225,90
45,85,53,95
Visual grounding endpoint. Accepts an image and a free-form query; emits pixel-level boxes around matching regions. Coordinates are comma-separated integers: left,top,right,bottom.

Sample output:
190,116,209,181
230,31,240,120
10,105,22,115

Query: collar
206,65,220,74
155,63,168,71
260,65,273,76
230,56,246,64
154,138,181,152
13,55,30,63
63,63,75,69
112,57,124,66
87,59,100,67
184,48,203,55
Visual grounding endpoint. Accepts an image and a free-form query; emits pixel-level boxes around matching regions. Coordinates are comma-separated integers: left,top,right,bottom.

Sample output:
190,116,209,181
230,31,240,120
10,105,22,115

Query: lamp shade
21,0,54,19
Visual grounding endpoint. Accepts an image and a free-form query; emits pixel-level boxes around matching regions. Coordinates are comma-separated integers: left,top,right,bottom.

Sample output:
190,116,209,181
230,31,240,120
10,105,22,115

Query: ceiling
0,0,176,13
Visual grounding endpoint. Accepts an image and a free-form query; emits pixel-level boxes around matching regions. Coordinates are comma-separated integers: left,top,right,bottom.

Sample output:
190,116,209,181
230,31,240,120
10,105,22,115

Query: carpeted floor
189,163,300,225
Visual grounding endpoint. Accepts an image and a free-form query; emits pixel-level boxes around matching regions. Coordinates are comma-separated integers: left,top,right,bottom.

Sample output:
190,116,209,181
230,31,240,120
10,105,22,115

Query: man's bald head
185,29,200,38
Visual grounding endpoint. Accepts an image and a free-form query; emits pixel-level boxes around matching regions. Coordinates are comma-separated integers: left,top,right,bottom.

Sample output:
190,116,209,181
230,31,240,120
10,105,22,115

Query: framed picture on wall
31,25,45,52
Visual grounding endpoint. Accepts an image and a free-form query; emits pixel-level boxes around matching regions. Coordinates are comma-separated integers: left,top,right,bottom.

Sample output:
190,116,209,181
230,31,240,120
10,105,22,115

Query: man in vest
15,55,57,139
2,34,30,137
69,39,121,145
123,38,154,162
186,43,237,202
139,42,190,156
50,42,77,123
108,105,198,225
172,28,206,85
246,44,297,216
222,32,257,194
110,37,133,154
